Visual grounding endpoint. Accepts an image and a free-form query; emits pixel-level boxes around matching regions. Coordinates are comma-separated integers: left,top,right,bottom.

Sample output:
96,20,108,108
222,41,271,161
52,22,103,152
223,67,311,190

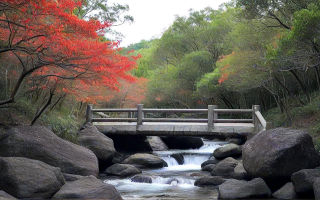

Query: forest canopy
129,0,320,117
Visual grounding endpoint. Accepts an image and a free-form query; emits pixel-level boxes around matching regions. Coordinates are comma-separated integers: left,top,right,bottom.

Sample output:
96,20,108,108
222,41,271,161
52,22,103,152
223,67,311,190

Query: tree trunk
289,70,311,103
31,88,55,125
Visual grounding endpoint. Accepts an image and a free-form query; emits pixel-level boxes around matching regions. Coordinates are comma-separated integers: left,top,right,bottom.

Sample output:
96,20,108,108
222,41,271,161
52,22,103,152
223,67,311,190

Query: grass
0,97,83,143
264,95,320,152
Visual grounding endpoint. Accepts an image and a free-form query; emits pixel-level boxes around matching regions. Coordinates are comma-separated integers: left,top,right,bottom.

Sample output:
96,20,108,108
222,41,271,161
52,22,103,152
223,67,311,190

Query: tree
0,0,137,122
74,0,134,38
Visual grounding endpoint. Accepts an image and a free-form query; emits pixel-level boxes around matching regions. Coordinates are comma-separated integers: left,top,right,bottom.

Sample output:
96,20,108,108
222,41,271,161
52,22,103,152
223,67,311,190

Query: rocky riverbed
0,125,320,199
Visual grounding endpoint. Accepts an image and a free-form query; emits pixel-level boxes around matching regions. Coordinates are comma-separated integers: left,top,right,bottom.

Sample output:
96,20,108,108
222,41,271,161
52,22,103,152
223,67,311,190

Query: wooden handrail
253,105,272,131
91,108,252,114
86,104,270,133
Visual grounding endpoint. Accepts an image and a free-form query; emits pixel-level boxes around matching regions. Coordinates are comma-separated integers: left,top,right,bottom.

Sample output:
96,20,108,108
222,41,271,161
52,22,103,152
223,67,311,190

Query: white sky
108,0,230,47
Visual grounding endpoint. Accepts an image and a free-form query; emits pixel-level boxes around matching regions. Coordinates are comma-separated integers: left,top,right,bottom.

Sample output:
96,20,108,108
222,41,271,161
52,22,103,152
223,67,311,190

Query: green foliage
41,114,80,144
75,0,133,38
124,40,152,52
0,96,82,143
196,68,221,97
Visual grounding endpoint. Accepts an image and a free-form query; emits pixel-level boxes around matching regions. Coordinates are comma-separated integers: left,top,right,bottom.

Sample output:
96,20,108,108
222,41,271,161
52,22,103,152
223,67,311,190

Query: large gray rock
229,138,246,145
291,169,320,197
77,125,116,168
314,178,320,200
202,164,216,172
201,158,219,168
0,191,17,200
194,176,225,188
131,175,154,183
218,178,271,199
63,173,87,182
230,162,249,180
122,153,167,168
106,164,141,177
0,157,65,199
171,153,184,165
52,176,122,199
243,128,320,182
190,172,211,177
213,144,242,159
272,182,298,199
0,126,99,177
211,157,238,177
147,136,168,151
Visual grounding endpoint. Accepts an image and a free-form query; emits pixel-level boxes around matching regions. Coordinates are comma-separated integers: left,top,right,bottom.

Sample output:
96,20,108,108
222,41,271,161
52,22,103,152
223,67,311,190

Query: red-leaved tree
0,0,138,123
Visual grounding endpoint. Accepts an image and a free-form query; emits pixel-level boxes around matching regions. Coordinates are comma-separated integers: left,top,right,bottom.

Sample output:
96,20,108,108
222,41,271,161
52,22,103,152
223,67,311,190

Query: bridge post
137,104,143,125
208,105,214,130
266,122,273,130
252,105,260,132
208,105,218,131
85,104,93,123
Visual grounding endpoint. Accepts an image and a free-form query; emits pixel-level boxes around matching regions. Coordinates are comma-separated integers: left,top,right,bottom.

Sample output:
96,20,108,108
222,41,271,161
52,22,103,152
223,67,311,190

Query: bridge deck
95,122,255,136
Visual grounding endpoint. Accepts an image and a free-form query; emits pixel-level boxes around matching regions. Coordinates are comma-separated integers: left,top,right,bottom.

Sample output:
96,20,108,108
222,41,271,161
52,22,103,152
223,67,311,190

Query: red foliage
0,0,137,104
106,77,149,108
218,64,230,84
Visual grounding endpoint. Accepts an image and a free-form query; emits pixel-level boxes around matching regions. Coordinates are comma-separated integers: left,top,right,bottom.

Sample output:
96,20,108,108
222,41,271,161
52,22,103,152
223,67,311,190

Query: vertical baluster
137,104,143,125
86,104,93,123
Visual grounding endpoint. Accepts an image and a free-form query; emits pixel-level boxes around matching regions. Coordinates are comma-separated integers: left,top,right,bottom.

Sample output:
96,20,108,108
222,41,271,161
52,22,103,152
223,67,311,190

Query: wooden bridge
85,104,272,136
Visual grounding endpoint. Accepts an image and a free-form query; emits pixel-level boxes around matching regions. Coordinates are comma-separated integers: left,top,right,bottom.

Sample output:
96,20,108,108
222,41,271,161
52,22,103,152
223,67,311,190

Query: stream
103,139,227,200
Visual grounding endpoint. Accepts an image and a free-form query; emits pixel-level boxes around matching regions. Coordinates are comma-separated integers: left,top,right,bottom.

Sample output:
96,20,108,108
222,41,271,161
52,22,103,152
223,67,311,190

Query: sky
108,0,230,47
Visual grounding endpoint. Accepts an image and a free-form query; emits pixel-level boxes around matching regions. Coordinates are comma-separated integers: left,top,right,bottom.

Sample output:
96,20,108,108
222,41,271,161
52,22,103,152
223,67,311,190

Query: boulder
77,125,116,170
213,144,242,159
194,176,225,188
0,191,17,200
201,158,219,168
160,136,204,149
291,169,320,197
52,176,122,200
243,128,320,184
106,164,141,177
211,157,238,177
272,182,298,199
230,162,249,180
218,178,271,199
171,153,184,165
0,126,99,177
202,164,216,172
131,175,153,183
107,135,152,152
314,178,320,200
122,153,167,168
112,152,131,164
63,173,87,182
189,172,211,177
229,138,246,145
147,136,168,151
0,157,65,199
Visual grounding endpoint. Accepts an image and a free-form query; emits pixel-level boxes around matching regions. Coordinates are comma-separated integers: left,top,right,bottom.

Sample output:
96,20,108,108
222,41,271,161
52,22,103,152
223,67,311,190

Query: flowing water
104,140,227,200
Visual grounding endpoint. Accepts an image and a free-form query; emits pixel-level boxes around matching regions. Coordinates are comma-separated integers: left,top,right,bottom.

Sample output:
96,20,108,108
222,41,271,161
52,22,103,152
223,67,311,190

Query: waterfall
161,156,179,166
183,154,210,165
152,177,195,185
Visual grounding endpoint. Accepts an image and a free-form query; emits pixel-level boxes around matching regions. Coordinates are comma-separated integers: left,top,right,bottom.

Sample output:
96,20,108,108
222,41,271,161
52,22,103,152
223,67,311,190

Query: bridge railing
85,104,272,133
